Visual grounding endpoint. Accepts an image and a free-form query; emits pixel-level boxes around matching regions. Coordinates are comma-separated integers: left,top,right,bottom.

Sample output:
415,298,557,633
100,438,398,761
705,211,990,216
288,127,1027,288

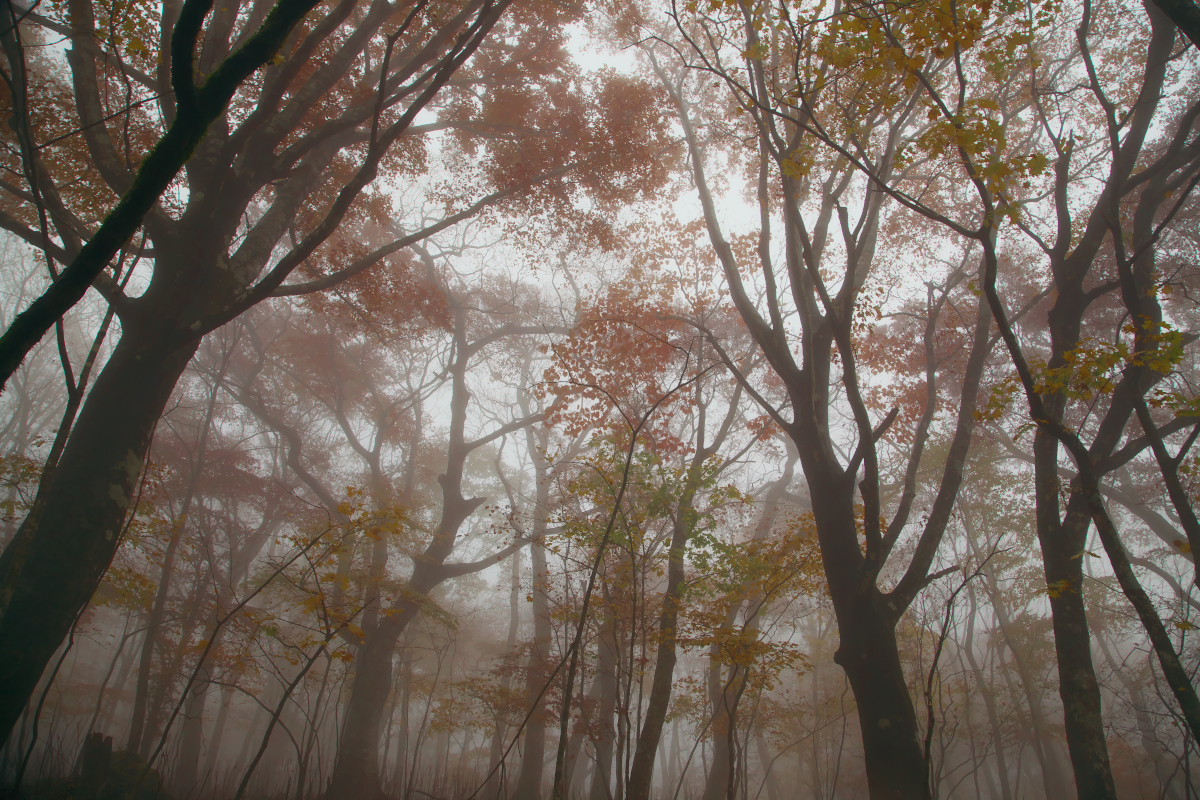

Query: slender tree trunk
483,550,524,798
590,609,618,800
962,586,1013,800
389,654,413,794
755,729,781,800
514,437,554,800
173,667,210,794
130,367,223,757
127,526,180,755
963,510,1070,800
201,682,235,785
702,606,739,800
1097,636,1186,800
0,323,200,748
627,468,704,800
1034,444,1116,800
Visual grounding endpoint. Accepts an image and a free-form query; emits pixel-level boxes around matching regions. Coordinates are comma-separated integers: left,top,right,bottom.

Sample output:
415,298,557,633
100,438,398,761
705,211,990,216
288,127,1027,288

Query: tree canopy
1,0,1199,798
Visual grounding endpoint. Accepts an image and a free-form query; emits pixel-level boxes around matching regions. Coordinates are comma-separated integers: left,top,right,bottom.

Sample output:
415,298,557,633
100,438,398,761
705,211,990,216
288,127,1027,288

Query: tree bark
1035,474,1116,800
832,586,928,800
324,587,424,800
0,322,200,748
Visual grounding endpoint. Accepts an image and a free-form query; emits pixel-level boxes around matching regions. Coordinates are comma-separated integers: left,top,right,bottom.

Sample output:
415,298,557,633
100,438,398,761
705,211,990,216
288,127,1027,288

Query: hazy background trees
1,0,1199,798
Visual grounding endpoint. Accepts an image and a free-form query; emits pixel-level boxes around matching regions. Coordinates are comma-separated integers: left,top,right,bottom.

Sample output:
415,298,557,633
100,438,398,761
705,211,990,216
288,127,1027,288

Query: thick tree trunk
0,324,200,748
808,470,928,800
833,588,928,800
324,594,422,800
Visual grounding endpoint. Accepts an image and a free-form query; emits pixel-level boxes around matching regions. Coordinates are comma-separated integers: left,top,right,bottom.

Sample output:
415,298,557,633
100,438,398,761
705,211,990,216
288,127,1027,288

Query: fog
1,0,1198,799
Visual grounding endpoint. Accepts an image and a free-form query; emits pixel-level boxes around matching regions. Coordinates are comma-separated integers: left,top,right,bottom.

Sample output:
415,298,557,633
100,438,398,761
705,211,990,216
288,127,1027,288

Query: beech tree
738,0,1200,795
0,0,513,747
0,0,675,750
639,8,997,798
4,0,1200,795
632,0,1200,795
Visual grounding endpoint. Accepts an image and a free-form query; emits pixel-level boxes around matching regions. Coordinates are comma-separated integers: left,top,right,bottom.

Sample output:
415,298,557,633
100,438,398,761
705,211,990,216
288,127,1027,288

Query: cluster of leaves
542,270,701,449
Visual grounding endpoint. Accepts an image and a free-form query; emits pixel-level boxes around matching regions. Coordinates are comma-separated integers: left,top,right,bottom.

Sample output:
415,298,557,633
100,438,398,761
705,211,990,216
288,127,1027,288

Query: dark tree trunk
1034,435,1117,800
625,482,695,800
324,595,422,800
0,323,200,748
808,469,928,800
833,588,927,800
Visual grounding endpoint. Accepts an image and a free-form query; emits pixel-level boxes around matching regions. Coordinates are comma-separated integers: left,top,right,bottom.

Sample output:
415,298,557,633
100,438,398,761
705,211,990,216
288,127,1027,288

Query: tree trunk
1034,436,1116,800
127,519,185,755
627,470,703,800
701,606,739,800
202,682,235,786
324,595,421,800
0,323,200,748
590,609,618,800
962,586,1013,800
513,513,554,800
173,667,210,794
831,589,927,800
391,656,413,794
804,464,928,800
754,729,781,800
483,550,524,799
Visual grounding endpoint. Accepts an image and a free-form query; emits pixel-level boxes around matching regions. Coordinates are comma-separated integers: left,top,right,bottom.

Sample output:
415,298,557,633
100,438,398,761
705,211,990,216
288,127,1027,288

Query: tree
0,0,674,749
0,0,517,748
0,0,329,390
756,0,1200,794
639,7,997,794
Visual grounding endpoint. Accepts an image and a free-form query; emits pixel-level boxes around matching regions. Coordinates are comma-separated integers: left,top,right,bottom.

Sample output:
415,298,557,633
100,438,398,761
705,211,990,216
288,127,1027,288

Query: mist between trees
0,0,1199,798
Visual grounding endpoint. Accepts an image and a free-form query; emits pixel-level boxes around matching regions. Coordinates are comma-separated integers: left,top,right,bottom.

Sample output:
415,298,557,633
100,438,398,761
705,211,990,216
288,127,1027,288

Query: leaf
1046,579,1073,598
